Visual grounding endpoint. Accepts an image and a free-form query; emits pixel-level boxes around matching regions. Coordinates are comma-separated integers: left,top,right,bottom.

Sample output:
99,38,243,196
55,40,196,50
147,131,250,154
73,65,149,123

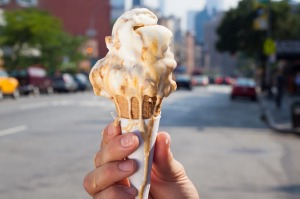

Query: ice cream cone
88,7,177,199
120,115,160,199
113,95,161,199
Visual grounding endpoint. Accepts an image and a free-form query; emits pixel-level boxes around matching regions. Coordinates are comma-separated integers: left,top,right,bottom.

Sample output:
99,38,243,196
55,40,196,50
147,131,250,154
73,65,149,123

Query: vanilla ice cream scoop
89,8,177,117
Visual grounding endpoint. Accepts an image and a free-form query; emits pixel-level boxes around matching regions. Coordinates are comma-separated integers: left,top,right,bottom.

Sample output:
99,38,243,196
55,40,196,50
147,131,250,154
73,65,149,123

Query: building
187,10,198,33
185,32,195,74
159,15,184,65
0,0,111,58
203,12,236,75
132,0,143,8
194,7,213,45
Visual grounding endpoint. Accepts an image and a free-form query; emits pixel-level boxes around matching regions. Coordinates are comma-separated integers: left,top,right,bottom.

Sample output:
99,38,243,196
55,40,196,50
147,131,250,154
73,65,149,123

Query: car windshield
236,78,255,87
0,70,8,77
194,75,207,79
76,74,88,83
176,75,190,81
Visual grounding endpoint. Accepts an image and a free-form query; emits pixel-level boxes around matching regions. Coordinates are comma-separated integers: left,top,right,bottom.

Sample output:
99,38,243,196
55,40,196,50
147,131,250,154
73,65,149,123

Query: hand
83,123,200,199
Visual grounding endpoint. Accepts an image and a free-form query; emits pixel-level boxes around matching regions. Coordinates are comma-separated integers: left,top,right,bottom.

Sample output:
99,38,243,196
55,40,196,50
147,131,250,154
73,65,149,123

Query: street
0,86,300,199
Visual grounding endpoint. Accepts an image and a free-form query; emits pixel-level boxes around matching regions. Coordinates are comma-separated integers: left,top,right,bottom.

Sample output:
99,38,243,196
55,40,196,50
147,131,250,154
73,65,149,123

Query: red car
215,76,232,85
231,78,257,101
10,66,53,95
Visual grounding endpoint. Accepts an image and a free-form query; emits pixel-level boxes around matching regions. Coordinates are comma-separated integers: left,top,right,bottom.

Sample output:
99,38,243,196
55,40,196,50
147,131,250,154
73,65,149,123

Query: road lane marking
19,99,114,111
0,125,27,137
20,102,50,110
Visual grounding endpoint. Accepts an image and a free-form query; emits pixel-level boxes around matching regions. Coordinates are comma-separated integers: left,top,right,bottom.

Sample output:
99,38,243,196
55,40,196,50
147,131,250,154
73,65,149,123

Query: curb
257,94,299,134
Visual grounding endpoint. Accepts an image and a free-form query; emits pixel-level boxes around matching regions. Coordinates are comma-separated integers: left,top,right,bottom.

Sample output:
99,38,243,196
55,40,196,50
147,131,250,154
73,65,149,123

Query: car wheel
230,95,235,100
12,89,20,99
251,96,257,101
0,89,3,100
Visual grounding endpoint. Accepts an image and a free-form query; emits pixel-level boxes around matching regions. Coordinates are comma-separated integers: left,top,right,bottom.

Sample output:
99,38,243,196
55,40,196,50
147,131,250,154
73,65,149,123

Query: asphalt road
0,86,299,199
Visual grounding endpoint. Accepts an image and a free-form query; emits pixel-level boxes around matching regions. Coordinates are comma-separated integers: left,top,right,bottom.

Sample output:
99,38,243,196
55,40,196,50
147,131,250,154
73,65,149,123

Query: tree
0,9,86,73
216,0,300,57
216,0,300,88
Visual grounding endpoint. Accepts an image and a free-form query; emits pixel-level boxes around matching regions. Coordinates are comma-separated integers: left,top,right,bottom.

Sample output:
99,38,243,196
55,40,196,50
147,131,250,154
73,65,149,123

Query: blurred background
1,0,300,198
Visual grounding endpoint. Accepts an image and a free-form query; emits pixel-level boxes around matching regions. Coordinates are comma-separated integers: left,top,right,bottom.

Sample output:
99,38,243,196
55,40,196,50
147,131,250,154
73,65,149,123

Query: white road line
20,102,50,110
0,125,27,137
18,99,113,110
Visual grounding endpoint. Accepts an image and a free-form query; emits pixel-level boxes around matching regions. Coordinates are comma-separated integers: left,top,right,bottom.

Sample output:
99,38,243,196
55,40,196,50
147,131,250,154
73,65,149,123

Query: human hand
83,123,200,199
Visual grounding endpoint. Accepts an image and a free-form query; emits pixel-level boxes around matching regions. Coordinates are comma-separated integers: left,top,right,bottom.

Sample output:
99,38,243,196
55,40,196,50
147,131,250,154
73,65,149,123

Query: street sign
264,38,276,56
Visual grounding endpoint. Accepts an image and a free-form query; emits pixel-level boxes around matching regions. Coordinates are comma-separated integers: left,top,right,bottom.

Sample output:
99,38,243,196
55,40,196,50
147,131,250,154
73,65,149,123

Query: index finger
101,121,121,148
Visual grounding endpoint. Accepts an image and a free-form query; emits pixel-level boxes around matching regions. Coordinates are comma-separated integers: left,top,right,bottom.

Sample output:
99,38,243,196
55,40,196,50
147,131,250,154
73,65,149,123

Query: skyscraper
194,7,212,45
132,0,143,7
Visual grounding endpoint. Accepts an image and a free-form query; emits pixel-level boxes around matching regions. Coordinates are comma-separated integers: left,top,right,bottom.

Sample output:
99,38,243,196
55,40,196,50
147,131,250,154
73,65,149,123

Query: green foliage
0,9,86,73
216,0,300,57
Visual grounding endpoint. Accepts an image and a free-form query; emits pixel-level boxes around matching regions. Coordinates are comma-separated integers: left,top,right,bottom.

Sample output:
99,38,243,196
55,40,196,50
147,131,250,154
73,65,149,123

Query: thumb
152,132,187,182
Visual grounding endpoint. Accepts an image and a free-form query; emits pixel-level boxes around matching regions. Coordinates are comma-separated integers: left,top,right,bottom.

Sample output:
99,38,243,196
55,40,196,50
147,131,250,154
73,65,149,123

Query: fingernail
121,133,135,147
113,118,120,127
107,124,115,136
124,187,138,196
118,160,134,172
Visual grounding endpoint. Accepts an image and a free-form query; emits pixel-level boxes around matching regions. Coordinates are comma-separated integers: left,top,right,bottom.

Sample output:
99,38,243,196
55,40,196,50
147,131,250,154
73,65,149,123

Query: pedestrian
294,72,300,95
274,69,285,109
83,123,200,199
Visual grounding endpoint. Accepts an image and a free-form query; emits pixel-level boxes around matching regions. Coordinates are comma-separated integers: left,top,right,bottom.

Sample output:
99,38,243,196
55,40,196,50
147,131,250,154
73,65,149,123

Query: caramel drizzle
113,94,158,199
138,117,154,199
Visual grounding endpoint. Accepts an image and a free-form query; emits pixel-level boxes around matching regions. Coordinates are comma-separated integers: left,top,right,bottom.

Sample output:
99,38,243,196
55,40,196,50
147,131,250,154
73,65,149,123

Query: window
16,0,37,7
0,0,10,6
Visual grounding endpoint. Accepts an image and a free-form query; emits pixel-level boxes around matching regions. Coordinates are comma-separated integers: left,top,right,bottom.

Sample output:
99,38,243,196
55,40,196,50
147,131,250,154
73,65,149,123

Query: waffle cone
115,95,161,119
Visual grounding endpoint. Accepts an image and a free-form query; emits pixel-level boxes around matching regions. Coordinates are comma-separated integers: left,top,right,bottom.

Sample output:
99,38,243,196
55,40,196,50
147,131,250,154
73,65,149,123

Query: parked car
73,73,90,91
175,74,193,90
193,75,209,86
231,78,257,101
10,66,53,95
0,69,20,100
52,73,78,92
215,76,232,85
208,76,215,84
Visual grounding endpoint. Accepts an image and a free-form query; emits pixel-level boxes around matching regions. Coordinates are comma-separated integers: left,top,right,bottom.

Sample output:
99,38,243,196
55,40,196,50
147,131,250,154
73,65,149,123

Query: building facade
194,7,212,45
0,0,111,58
159,15,184,65
203,12,236,75
185,32,195,74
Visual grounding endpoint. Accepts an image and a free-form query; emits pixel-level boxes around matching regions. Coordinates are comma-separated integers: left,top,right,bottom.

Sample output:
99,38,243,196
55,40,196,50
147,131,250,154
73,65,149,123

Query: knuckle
94,151,104,168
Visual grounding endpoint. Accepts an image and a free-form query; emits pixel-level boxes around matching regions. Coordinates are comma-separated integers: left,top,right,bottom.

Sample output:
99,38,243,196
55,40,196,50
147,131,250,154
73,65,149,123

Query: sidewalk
258,92,300,134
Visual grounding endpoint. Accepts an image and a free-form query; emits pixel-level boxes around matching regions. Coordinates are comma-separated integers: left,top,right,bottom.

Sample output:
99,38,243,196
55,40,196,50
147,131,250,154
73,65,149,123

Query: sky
125,0,242,30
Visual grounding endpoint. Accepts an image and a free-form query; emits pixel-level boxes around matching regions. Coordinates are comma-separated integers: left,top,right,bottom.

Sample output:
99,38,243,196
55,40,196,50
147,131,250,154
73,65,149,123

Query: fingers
152,132,187,182
93,185,137,199
94,133,139,167
101,122,121,147
84,159,138,196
